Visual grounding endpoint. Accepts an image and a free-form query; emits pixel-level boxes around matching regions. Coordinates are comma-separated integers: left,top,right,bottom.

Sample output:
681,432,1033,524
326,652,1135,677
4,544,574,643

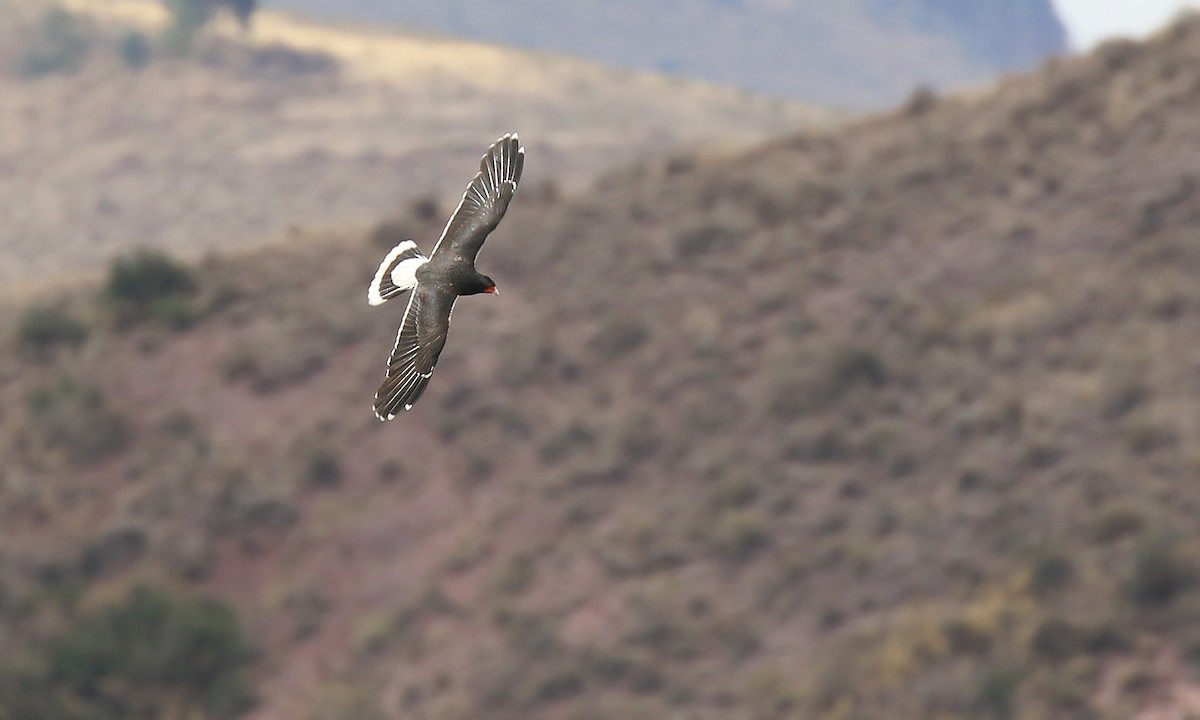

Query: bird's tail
368,239,428,306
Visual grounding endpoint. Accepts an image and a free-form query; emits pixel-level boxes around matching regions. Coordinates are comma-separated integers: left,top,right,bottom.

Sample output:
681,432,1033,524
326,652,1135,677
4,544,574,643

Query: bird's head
473,273,499,296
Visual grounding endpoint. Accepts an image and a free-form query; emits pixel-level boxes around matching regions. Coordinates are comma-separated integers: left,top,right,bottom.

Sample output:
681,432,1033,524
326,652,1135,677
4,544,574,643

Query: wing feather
373,285,456,419
429,133,525,264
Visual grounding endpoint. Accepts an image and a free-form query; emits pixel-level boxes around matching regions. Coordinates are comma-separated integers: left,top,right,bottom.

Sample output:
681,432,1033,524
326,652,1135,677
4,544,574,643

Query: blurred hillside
267,0,1067,108
3,9,1200,720
0,0,829,291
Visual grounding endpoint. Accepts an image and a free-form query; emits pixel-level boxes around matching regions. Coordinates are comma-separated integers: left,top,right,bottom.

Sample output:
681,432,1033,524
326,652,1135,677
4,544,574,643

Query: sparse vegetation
222,323,333,392
0,585,253,719
15,305,87,358
104,249,199,328
26,379,129,466
16,8,92,78
3,12,1200,720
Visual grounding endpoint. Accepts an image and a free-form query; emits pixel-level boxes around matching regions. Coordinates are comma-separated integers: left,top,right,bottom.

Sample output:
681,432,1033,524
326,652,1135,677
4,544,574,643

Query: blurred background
1,1,1199,718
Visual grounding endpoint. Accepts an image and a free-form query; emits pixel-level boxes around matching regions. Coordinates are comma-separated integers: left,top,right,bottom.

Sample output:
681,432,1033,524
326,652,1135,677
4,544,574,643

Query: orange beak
486,286,499,296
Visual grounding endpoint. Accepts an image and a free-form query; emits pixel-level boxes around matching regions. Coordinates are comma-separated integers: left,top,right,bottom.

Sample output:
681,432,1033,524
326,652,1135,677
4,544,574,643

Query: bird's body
368,133,525,419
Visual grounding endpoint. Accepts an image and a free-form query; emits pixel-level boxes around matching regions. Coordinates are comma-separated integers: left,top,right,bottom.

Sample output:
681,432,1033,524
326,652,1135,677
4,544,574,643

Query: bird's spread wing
367,239,428,306
373,284,456,419
429,133,525,264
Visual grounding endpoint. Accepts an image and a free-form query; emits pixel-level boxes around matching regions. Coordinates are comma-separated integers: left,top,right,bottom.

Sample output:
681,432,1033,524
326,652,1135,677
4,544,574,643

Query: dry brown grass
0,0,833,294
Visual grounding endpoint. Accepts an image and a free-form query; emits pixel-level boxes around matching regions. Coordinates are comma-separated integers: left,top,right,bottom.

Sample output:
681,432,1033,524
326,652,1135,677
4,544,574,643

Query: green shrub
107,249,196,303
491,551,537,596
0,585,254,719
1124,417,1178,455
1029,550,1075,594
711,509,769,561
149,294,202,329
163,0,215,55
1090,503,1144,543
16,8,92,78
303,447,343,489
828,345,888,390
78,527,147,579
15,305,87,358
104,249,199,328
1128,536,1196,608
973,666,1020,719
1029,617,1084,660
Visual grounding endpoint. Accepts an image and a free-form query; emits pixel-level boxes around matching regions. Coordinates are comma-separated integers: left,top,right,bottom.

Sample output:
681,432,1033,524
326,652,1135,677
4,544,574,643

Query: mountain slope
3,14,1200,720
0,0,829,290
268,0,1067,108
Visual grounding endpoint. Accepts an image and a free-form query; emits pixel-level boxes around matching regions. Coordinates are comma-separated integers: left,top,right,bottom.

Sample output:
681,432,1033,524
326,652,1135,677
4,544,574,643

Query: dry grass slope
3,12,1200,720
0,0,832,292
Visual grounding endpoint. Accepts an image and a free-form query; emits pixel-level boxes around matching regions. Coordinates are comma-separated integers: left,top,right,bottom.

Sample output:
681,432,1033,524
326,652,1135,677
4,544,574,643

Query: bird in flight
368,133,525,419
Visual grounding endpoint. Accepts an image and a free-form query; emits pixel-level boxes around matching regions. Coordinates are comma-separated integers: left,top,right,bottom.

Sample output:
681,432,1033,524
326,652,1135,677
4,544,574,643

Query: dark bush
0,585,253,719
673,222,737,258
1127,536,1196,608
303,447,343,489
412,196,441,222
712,510,769,561
16,305,87,358
1029,551,1075,594
539,423,596,465
107,249,197,304
1090,503,1144,543
590,318,648,358
377,459,404,482
16,8,92,78
1030,617,1084,660
118,30,151,70
828,345,888,390
79,527,147,579
766,343,887,420
104,249,199,328
973,666,1020,720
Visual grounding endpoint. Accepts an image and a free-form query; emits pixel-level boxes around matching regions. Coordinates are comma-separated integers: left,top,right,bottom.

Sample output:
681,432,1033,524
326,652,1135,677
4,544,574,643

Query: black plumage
368,133,525,419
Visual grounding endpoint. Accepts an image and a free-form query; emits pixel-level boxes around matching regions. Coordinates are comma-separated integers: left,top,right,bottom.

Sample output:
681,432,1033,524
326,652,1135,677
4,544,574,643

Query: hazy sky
1055,0,1199,48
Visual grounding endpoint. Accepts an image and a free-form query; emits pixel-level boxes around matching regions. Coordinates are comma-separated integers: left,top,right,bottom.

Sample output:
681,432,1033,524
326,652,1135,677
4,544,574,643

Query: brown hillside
3,12,1200,720
0,0,829,290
